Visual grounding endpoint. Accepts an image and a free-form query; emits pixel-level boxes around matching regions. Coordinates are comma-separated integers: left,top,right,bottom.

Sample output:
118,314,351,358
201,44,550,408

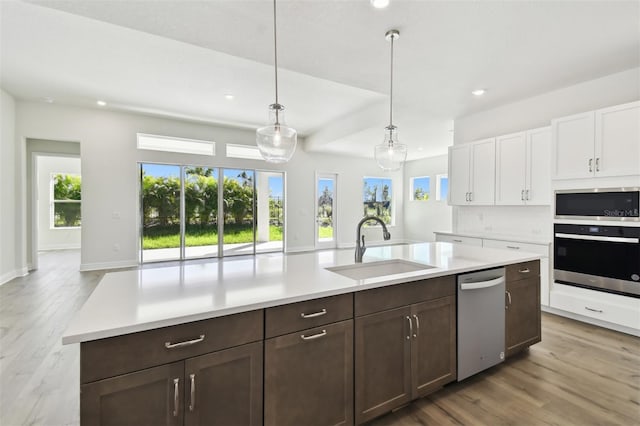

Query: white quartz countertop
62,242,542,344
434,231,551,245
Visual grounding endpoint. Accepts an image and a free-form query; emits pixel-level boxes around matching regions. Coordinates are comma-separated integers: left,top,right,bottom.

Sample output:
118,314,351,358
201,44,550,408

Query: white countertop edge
62,250,542,345
434,231,551,245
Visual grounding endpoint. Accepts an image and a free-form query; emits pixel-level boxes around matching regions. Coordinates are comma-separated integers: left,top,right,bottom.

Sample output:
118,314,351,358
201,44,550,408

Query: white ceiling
2,0,639,161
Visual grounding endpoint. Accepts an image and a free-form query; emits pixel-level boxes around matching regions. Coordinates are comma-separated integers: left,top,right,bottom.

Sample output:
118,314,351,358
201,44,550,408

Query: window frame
362,176,394,226
410,175,431,201
50,172,82,229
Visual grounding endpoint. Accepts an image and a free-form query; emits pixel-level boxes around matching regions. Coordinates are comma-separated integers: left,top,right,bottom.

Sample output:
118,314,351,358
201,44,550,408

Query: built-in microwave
555,188,639,221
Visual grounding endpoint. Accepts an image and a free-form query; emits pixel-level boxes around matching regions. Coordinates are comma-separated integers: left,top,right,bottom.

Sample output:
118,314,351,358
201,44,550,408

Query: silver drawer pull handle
173,378,179,417
300,309,327,319
518,268,530,273
453,239,463,243
412,314,419,338
406,316,412,340
301,330,327,341
189,373,195,412
165,334,205,349
506,246,520,250
585,306,603,313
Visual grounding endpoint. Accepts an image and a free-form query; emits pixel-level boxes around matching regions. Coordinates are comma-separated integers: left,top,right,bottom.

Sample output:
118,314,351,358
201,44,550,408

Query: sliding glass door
140,164,284,263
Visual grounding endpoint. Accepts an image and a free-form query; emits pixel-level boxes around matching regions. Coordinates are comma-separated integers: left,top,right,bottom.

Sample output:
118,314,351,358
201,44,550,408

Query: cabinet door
525,127,551,205
411,296,456,398
264,320,353,426
448,145,471,205
355,306,412,424
551,111,595,179
595,101,640,177
495,132,527,205
469,138,496,205
184,342,262,426
81,362,183,426
506,276,541,358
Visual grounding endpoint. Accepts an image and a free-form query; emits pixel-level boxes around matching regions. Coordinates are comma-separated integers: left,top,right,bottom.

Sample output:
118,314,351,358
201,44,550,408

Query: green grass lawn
143,224,283,249
318,226,333,239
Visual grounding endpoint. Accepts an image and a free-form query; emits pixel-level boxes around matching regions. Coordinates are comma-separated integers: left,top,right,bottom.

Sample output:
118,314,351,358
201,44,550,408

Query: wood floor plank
2,250,639,425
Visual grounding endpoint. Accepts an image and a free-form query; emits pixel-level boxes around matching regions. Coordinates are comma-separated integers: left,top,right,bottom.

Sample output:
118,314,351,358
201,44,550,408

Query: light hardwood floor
1,250,639,425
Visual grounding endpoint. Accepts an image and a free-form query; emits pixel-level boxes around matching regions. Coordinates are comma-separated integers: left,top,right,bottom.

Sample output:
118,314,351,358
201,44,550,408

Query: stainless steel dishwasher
457,267,506,381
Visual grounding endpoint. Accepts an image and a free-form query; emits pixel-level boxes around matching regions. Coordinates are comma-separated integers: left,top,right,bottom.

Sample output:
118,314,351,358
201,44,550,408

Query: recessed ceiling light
471,89,486,96
370,0,390,9
224,94,235,100
43,97,54,103
96,100,107,106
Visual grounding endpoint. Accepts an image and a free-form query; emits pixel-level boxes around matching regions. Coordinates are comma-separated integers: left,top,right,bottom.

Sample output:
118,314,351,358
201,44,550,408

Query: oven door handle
554,233,639,243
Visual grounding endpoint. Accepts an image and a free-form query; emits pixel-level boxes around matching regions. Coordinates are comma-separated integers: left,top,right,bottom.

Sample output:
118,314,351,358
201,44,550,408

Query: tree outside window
411,176,430,201
363,177,392,225
52,173,81,228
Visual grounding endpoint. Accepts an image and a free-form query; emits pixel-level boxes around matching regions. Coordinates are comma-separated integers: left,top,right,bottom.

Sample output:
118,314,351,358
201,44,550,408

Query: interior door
315,173,337,249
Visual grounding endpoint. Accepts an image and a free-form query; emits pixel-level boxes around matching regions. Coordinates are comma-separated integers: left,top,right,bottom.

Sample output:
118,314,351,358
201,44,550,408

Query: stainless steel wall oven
554,224,640,298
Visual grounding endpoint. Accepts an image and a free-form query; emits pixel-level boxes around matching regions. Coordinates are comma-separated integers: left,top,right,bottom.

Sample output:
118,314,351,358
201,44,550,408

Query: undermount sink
326,259,435,280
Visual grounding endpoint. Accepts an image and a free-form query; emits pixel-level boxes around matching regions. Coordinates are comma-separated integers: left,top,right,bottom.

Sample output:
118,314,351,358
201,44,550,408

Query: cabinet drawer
355,276,455,317
551,284,640,330
81,309,263,384
265,293,353,338
506,260,540,282
435,234,483,246
482,239,549,256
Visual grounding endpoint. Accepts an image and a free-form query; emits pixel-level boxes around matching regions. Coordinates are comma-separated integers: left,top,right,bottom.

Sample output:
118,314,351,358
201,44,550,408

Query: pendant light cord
273,0,279,106
389,33,394,127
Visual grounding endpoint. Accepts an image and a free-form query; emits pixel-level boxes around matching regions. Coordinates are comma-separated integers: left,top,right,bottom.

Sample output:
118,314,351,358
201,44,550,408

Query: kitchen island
64,242,542,425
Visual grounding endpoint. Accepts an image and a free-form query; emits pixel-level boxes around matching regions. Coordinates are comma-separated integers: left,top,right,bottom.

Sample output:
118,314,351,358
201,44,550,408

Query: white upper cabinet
526,127,551,205
595,102,640,178
496,128,551,205
449,138,495,205
552,101,640,180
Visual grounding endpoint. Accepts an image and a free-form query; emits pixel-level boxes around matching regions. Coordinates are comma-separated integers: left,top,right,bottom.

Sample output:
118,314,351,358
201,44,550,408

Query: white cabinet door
469,138,495,205
551,112,595,179
495,132,527,205
526,127,551,205
594,101,640,178
448,145,471,205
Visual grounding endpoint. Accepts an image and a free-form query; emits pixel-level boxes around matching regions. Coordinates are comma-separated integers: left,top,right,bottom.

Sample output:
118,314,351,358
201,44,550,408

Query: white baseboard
0,267,29,286
80,260,138,272
542,305,640,337
285,246,315,254
39,243,81,251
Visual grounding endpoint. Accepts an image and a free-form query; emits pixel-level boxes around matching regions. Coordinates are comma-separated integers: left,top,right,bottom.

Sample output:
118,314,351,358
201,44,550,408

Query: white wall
36,155,81,250
452,68,640,237
0,89,24,284
403,154,452,242
14,102,404,271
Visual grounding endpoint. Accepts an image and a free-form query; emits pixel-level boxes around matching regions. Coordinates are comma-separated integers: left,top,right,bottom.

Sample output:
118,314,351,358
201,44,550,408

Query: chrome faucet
355,216,391,263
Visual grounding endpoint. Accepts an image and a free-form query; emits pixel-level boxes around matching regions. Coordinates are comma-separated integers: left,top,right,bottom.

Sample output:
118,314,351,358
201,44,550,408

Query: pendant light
256,0,297,163
375,29,407,171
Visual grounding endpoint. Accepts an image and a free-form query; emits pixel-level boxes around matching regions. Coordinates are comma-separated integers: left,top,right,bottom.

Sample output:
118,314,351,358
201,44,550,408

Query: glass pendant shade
256,104,297,163
375,125,407,171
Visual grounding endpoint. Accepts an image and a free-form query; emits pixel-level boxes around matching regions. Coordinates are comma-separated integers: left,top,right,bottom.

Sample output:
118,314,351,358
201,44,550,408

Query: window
51,173,81,228
226,143,263,160
410,176,430,201
363,177,393,225
137,133,215,156
436,174,449,201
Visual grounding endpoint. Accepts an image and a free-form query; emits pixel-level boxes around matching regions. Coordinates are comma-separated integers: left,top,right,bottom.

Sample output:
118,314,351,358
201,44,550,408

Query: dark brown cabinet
265,320,353,426
354,277,456,424
80,310,263,426
184,342,263,426
81,362,183,426
505,261,542,358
